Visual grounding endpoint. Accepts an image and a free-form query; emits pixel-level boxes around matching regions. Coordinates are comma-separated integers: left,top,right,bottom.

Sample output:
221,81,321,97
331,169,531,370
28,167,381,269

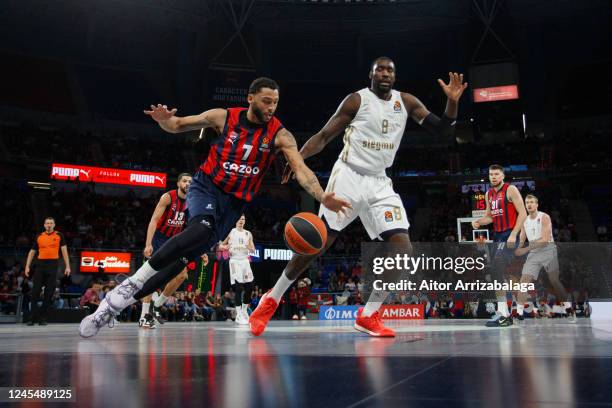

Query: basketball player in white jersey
219,214,255,325
514,194,574,321
250,56,468,337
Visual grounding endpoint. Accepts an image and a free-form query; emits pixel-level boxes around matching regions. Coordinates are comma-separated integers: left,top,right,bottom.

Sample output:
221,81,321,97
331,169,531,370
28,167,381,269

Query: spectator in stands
344,278,357,294
52,288,64,310
353,291,363,305
597,224,608,241
80,281,102,313
223,291,236,321
182,292,203,321
297,279,310,319
328,272,340,293
313,270,324,289
289,286,299,320
163,294,179,321
0,283,16,314
213,294,226,321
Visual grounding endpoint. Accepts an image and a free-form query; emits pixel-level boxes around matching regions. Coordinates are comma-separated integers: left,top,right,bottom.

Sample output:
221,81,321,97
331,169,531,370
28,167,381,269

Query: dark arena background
1,1,612,407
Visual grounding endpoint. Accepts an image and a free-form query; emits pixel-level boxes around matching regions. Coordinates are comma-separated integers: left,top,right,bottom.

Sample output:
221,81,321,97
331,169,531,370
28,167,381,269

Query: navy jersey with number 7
200,107,284,202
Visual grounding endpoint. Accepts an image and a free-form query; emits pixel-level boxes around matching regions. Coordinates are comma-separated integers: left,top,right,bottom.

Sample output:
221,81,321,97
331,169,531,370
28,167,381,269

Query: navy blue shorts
187,170,248,246
152,231,169,254
490,229,516,281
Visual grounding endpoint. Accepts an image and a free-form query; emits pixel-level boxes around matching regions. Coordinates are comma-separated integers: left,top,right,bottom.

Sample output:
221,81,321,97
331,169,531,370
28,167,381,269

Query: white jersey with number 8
338,88,409,176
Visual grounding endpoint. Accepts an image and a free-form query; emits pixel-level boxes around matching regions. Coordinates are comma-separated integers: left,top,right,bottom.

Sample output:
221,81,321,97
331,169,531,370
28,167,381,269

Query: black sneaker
517,314,525,321
485,314,513,327
153,308,165,325
26,320,35,326
38,319,48,326
139,313,156,329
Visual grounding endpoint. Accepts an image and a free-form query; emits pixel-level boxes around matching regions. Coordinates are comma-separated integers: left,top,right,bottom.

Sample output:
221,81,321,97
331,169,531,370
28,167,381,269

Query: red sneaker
249,291,279,336
354,307,396,337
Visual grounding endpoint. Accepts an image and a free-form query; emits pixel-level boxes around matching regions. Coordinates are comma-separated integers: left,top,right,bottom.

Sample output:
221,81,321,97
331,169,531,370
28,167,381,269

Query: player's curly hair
249,77,279,94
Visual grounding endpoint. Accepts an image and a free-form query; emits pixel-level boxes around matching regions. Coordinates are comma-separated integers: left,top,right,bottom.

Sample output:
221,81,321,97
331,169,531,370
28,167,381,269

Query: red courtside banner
51,163,167,188
380,304,425,320
80,252,132,274
473,85,519,103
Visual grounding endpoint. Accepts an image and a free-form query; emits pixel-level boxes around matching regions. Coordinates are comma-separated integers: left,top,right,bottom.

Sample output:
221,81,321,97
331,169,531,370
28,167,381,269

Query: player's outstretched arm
144,105,227,134
281,93,360,183
276,128,352,214
402,72,468,143
300,93,360,160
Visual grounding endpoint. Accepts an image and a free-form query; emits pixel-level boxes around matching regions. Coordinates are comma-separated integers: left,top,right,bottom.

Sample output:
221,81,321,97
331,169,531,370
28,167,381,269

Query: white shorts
521,246,559,280
229,258,253,284
319,160,409,240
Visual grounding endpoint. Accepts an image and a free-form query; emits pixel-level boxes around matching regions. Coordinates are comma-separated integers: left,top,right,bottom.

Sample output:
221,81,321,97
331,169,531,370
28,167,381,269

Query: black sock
234,283,244,308
243,281,254,306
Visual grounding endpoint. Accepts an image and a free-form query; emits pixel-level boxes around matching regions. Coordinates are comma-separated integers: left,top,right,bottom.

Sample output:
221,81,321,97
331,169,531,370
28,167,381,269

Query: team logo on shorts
393,101,402,112
384,211,394,222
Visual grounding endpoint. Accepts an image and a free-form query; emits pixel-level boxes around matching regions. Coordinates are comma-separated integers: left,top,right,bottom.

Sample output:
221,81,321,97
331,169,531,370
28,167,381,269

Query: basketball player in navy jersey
249,57,468,337
80,77,351,337
138,173,192,329
472,164,527,326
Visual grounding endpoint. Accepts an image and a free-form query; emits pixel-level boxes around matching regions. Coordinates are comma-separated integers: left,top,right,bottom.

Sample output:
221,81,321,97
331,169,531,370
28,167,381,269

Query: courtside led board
51,163,167,188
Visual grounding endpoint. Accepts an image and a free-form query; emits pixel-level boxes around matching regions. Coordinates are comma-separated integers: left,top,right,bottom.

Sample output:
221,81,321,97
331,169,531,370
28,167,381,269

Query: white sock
517,303,524,316
242,304,248,314
141,302,150,318
497,301,510,317
363,291,389,317
269,271,295,303
154,294,168,308
131,261,159,286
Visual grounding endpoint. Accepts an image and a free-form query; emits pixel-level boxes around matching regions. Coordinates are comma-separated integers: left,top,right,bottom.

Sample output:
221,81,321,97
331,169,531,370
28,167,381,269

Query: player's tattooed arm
300,93,361,160
144,105,227,134
276,129,352,213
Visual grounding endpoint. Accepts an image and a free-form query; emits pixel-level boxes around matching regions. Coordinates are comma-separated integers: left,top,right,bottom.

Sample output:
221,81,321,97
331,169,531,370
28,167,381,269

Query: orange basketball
284,212,328,255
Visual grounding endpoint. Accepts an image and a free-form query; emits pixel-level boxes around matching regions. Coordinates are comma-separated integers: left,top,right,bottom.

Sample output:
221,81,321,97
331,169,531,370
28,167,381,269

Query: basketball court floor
1,319,612,407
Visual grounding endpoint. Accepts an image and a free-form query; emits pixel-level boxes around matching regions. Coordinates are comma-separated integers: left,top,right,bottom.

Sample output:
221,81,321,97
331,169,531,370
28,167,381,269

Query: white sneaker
236,309,249,325
235,311,243,324
79,298,118,338
292,314,299,320
301,315,307,320
106,278,141,311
